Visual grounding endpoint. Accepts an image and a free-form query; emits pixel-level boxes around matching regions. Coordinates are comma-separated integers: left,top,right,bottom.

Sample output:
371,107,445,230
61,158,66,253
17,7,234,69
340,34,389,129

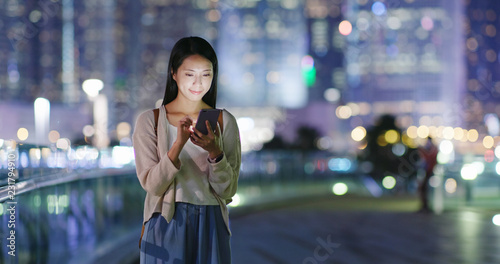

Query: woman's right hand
168,115,193,169
176,115,193,146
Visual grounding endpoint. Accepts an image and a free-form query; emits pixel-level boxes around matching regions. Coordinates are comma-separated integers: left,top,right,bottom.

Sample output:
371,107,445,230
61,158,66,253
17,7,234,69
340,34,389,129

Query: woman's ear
171,69,177,81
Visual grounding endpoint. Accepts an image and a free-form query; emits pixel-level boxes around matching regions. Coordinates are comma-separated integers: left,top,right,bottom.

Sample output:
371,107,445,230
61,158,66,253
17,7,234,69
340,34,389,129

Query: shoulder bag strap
140,108,160,249
153,108,160,135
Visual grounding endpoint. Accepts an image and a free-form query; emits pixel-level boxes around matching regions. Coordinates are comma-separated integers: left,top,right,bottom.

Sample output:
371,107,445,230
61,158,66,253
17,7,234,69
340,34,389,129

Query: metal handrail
0,167,136,203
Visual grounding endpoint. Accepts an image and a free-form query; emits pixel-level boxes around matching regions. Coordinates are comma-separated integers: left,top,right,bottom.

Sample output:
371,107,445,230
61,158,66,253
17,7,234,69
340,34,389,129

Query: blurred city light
56,138,71,150
34,97,50,145
317,137,333,150
460,163,479,180
444,178,457,194
236,117,255,132
391,143,406,157
471,161,485,175
328,158,352,172
406,126,418,139
228,193,241,208
116,122,132,140
338,20,352,36
82,125,96,137
332,183,348,196
484,149,495,163
112,146,134,167
304,162,315,174
384,130,399,144
324,88,341,103
483,136,494,149
467,129,479,142
351,126,367,142
336,105,352,119
484,113,500,136
417,126,430,139
17,128,29,141
382,176,396,190
493,215,500,226
301,55,316,87
48,130,60,143
439,140,454,155
371,2,387,16
82,79,104,98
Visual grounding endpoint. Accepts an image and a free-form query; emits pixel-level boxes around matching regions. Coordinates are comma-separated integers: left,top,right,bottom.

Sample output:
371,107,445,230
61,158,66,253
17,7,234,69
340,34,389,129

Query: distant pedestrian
417,137,438,213
133,36,241,263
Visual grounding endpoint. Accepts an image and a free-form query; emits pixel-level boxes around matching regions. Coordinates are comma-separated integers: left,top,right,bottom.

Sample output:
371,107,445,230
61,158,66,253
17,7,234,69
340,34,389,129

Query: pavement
229,195,500,264
129,180,500,264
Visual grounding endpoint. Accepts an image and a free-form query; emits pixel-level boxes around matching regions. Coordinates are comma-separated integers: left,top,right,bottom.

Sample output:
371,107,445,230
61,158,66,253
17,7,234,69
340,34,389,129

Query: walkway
230,195,500,264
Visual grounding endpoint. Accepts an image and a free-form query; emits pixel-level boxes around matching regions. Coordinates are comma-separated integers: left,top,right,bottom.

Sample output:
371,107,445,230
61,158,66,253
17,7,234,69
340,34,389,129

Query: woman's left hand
190,120,223,159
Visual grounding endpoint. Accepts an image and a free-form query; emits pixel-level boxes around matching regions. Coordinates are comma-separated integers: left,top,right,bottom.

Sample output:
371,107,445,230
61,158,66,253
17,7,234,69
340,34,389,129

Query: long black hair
161,36,218,108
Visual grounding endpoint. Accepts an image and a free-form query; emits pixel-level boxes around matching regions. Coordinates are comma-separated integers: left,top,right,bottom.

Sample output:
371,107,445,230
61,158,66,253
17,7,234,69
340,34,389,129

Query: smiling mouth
190,90,202,95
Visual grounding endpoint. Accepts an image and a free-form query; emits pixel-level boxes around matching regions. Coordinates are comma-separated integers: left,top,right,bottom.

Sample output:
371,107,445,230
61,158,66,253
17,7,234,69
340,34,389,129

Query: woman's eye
203,74,211,77
186,74,193,77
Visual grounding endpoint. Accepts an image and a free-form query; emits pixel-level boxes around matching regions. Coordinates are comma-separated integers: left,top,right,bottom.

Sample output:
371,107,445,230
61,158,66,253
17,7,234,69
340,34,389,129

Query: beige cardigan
132,106,241,233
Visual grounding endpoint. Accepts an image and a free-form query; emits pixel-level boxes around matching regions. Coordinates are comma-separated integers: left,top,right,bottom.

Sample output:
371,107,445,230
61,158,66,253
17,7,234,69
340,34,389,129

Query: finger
179,118,192,127
214,122,221,137
192,126,206,139
180,116,193,125
206,121,215,137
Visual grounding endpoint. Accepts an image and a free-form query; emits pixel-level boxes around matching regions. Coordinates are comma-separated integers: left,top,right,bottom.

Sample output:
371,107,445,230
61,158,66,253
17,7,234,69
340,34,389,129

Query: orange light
339,20,352,36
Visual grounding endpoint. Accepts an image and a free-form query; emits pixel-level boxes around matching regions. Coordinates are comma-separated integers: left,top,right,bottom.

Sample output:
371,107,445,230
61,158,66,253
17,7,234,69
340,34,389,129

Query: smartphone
195,109,221,135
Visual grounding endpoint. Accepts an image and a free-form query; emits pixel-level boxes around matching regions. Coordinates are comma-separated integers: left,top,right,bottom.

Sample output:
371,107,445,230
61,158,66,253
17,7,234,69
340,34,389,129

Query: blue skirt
140,203,231,264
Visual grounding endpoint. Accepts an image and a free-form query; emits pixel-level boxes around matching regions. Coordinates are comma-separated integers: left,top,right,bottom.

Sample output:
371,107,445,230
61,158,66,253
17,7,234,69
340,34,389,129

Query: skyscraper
342,0,465,129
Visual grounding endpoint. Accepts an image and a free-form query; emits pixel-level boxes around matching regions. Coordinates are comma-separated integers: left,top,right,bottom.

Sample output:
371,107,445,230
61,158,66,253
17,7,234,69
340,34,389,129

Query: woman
133,36,241,263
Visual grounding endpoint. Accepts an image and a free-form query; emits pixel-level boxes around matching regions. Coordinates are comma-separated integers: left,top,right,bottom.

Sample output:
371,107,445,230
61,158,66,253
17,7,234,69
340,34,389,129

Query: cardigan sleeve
208,111,241,201
132,110,180,196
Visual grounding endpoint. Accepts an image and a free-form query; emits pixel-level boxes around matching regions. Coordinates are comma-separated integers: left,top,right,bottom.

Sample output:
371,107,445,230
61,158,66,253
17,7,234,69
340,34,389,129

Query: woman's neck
167,97,207,115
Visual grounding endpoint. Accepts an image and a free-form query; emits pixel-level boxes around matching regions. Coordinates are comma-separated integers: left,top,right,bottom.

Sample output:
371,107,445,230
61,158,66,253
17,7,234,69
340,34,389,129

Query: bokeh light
371,2,386,16
351,126,367,142
467,129,479,142
17,128,29,141
48,130,60,143
384,130,399,144
461,164,479,180
382,176,396,189
332,183,348,196
493,214,500,226
444,178,457,194
339,20,352,36
483,136,494,149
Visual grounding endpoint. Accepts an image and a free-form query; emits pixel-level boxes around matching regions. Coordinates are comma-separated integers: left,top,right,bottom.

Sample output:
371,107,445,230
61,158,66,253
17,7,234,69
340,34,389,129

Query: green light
302,67,316,87
301,55,316,87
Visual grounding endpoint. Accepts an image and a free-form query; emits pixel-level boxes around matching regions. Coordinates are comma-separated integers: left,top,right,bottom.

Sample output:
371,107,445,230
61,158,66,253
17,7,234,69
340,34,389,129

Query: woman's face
173,54,213,103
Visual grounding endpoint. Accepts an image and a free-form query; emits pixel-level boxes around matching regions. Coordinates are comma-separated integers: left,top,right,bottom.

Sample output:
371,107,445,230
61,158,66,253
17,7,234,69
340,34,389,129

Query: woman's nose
194,75,202,85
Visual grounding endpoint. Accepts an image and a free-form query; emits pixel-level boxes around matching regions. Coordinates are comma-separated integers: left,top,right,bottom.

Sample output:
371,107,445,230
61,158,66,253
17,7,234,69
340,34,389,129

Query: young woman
132,36,241,263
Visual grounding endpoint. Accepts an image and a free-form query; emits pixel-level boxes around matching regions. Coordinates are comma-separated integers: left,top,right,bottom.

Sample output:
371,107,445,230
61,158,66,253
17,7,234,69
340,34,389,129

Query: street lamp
82,79,104,98
82,79,109,149
34,97,50,146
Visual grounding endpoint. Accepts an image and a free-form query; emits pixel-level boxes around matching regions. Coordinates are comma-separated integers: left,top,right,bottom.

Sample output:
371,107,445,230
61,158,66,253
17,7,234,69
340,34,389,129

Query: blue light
372,2,387,16
328,158,352,172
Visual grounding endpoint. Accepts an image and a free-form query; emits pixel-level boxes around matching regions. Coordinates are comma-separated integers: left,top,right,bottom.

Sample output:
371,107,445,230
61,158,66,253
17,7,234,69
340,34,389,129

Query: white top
167,123,219,205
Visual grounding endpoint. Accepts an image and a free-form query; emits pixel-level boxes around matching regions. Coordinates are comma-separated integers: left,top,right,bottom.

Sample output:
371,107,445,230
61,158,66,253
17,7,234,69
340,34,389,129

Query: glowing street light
34,97,50,145
82,79,104,98
82,79,109,149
